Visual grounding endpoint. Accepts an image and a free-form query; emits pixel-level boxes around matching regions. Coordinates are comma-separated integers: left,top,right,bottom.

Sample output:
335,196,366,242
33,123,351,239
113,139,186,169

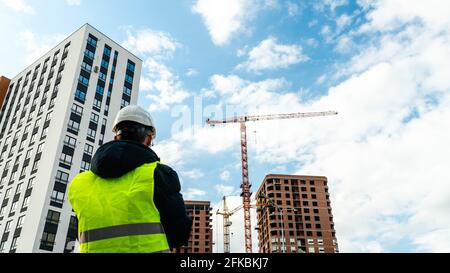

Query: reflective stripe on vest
79,222,165,244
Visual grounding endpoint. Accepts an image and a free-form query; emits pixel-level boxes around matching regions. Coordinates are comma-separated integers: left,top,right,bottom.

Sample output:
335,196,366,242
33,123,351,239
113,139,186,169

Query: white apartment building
0,24,141,253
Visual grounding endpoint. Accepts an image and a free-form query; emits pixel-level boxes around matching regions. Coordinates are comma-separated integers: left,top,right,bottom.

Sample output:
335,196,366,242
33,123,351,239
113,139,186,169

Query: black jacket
88,140,192,249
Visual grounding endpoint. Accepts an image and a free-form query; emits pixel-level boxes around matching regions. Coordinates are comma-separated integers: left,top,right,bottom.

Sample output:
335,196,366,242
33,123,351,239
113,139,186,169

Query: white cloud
2,0,35,14
142,59,190,112
192,0,276,46
316,74,327,85
185,68,199,77
306,38,319,48
286,2,300,17
122,28,180,59
315,0,348,12
181,169,205,180
122,28,189,112
335,35,354,53
336,14,352,32
236,37,308,72
320,25,332,42
17,30,67,66
152,139,186,168
66,0,81,6
219,170,231,181
308,19,318,28
183,188,207,200
215,184,236,196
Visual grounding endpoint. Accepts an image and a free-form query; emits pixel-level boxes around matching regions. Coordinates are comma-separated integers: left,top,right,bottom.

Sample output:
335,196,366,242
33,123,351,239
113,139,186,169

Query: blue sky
1,0,450,253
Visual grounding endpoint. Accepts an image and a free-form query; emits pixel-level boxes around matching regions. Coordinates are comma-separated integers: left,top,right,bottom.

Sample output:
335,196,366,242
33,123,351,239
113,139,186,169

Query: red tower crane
207,110,338,253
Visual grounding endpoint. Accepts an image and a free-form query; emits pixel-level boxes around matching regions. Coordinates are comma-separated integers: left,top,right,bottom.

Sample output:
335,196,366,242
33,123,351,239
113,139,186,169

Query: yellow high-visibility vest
68,161,169,253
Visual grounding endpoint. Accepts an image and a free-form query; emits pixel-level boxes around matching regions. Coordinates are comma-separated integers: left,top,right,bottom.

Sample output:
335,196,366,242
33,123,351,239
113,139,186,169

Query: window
81,61,92,72
20,166,27,177
0,241,5,253
87,128,96,139
318,247,325,253
34,117,42,129
99,72,106,81
37,105,44,116
22,196,29,209
10,200,18,213
0,206,6,218
5,161,11,171
45,111,53,123
68,119,80,133
125,74,133,84
87,35,97,46
10,171,17,182
40,127,48,138
64,135,77,148
121,99,129,108
90,113,99,124
46,210,61,224
51,190,65,205
84,144,93,156
40,231,56,250
55,170,69,184
317,239,324,245
123,86,132,96
5,187,12,198
75,88,86,102
17,215,25,229
127,62,135,72
81,160,91,171
32,159,40,173
96,85,104,95
18,140,25,151
24,124,31,134
4,220,12,233
30,133,37,145
71,103,83,116
101,59,109,69
37,143,44,154
60,153,73,165
93,98,101,109
27,177,35,189
104,46,111,56
15,183,23,195
84,48,95,59
79,75,89,86
308,247,315,253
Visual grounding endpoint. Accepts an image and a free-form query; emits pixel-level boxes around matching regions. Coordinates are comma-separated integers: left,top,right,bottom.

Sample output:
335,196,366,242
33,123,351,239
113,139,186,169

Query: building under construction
256,174,338,253
172,200,213,253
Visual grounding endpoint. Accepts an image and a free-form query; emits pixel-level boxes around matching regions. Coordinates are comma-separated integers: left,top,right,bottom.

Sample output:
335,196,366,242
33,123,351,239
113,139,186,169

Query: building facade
0,24,141,253
256,174,338,253
0,76,11,110
173,200,213,253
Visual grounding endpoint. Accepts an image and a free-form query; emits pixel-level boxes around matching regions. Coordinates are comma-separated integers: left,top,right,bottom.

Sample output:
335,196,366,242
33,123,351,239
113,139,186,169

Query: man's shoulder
155,163,178,176
154,163,180,193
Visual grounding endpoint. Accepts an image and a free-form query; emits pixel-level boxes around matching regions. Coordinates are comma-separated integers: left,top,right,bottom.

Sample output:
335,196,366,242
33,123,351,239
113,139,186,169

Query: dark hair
115,121,153,143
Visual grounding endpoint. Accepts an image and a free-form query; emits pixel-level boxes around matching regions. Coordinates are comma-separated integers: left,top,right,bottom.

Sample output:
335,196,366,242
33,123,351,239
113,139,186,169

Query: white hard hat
112,105,156,137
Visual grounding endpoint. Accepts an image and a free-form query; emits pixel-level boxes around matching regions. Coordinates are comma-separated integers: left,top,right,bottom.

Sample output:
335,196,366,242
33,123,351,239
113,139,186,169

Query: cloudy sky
1,0,450,253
